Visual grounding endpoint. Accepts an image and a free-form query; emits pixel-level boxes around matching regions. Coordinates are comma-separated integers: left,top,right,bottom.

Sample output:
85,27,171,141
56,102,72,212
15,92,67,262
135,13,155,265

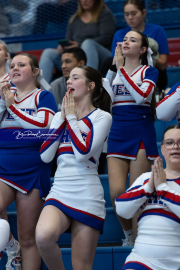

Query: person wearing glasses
115,124,180,270
156,82,180,123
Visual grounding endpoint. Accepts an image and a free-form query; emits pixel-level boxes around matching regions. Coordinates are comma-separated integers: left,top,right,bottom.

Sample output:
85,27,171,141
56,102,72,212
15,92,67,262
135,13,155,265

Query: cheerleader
116,125,180,270
107,31,159,245
0,53,57,270
36,66,112,270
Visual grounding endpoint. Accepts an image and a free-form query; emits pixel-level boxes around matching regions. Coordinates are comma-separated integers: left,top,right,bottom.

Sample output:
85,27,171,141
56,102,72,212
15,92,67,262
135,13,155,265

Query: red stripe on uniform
45,198,104,221
107,152,136,158
0,176,28,192
156,91,176,108
113,100,150,105
40,121,66,151
38,109,55,115
9,105,49,127
141,208,179,220
57,146,73,155
120,68,154,98
82,118,92,130
15,92,35,104
66,121,90,154
131,65,144,77
123,261,153,270
35,90,42,108
141,66,148,81
4,74,10,80
157,189,180,204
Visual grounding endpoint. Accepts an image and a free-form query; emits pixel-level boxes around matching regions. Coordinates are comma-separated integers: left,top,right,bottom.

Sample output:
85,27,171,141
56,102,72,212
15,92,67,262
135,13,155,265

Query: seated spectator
156,82,180,123
39,0,116,83
50,47,87,111
115,125,180,270
101,0,169,93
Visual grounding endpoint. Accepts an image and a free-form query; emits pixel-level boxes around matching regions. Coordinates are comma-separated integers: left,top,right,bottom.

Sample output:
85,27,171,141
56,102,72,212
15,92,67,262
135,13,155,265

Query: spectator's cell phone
58,39,70,47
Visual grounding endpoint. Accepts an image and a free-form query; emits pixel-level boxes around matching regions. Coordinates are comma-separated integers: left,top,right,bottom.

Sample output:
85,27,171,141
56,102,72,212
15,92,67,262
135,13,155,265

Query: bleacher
0,0,179,269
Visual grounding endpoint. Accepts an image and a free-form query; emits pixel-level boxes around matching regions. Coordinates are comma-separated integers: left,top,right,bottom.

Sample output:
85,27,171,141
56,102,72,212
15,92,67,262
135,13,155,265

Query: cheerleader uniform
40,109,112,232
115,172,180,270
156,82,180,123
0,88,57,198
106,65,159,160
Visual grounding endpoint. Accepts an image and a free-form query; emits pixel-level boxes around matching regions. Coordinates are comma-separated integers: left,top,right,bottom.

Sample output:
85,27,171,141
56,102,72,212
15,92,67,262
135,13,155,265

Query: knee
81,39,96,50
40,48,59,61
18,231,36,249
35,227,54,251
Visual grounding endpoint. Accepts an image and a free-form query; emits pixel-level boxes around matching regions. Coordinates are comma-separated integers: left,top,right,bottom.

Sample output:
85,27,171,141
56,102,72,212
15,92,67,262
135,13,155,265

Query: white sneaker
5,241,21,270
122,238,134,246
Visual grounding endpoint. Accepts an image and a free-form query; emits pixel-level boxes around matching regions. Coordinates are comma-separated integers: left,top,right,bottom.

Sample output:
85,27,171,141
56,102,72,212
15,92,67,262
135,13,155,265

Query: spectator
115,125,180,270
50,47,87,110
101,0,169,93
39,0,116,83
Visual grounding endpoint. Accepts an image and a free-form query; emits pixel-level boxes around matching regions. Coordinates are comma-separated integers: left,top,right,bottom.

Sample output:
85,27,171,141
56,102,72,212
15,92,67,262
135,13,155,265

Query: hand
57,45,64,54
0,80,11,100
64,90,77,116
148,166,155,191
153,157,166,189
115,45,124,69
3,86,15,108
60,96,66,120
112,55,116,65
64,41,79,49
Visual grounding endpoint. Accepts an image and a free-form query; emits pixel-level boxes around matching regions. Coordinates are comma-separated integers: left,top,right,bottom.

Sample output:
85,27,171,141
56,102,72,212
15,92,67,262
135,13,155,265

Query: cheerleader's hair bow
102,78,114,103
147,47,153,67
37,69,51,90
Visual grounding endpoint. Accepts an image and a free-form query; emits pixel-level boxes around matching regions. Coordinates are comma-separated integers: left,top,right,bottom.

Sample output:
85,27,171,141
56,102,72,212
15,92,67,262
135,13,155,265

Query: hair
123,0,146,12
162,124,180,141
62,47,87,64
70,0,107,23
13,53,40,88
77,66,111,113
0,40,9,57
136,31,156,122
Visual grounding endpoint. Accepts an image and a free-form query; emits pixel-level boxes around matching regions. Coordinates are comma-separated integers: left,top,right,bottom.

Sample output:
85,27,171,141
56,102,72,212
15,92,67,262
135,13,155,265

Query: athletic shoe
5,241,21,270
122,238,134,246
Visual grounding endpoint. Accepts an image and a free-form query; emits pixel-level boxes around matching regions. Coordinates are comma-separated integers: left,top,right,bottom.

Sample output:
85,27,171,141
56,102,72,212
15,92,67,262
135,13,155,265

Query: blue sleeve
144,66,159,84
38,91,58,113
154,27,169,55
166,82,180,96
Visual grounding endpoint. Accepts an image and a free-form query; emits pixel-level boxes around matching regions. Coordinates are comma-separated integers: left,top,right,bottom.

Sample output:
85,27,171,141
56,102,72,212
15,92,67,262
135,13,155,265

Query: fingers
153,157,166,189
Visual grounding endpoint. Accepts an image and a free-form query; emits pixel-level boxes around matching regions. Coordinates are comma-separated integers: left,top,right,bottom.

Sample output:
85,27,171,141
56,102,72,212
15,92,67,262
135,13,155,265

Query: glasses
162,139,180,150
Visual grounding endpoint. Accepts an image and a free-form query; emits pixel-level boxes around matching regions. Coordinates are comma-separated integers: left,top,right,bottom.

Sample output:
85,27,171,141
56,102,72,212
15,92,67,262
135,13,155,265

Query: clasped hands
148,157,166,191
113,45,124,70
61,90,77,120
0,80,15,108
